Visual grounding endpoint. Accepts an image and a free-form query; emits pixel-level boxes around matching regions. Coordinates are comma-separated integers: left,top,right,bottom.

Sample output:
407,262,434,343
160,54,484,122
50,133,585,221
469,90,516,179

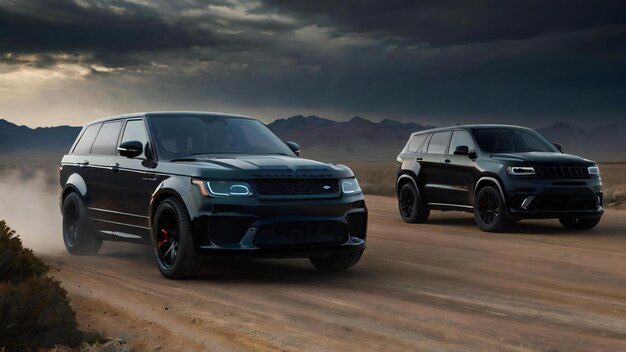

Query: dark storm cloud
0,0,624,126
0,0,224,66
257,0,626,46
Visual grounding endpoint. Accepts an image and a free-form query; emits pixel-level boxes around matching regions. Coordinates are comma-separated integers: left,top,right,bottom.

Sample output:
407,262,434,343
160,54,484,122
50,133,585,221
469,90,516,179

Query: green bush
0,220,48,283
0,220,90,351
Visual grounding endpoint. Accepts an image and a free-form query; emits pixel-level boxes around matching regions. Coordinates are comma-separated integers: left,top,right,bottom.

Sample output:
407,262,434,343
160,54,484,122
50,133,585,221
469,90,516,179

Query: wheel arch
63,173,87,198
396,171,428,206
396,170,421,195
474,175,507,205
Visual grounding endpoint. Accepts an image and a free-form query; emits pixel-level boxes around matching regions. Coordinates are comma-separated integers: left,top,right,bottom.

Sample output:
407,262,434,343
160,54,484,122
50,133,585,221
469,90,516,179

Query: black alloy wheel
398,182,429,223
155,207,180,269
473,185,513,232
63,197,79,248
153,197,203,279
62,192,102,255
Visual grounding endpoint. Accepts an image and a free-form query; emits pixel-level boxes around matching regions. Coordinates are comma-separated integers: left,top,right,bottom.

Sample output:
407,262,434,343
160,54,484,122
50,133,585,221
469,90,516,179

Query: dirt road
44,196,626,351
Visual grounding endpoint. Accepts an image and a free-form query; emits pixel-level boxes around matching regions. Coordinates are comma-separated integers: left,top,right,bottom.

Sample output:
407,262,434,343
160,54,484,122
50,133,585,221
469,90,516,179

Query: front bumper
184,192,368,258
505,176,603,219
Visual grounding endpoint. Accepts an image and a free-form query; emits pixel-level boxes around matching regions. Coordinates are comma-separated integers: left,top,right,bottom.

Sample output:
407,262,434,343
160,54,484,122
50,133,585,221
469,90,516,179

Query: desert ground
1,160,625,351
39,196,626,351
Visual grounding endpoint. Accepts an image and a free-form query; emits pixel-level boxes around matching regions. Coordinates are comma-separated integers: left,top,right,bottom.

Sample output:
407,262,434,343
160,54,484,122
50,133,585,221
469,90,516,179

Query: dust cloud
0,167,65,254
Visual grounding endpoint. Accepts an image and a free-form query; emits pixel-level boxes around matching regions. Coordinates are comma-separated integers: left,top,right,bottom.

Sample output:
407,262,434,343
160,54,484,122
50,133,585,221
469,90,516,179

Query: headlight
192,179,254,197
341,178,362,195
506,166,535,176
588,166,600,176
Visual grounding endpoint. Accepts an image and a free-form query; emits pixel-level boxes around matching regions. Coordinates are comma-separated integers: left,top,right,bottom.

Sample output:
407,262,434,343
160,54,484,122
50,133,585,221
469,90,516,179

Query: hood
168,155,354,179
489,152,594,166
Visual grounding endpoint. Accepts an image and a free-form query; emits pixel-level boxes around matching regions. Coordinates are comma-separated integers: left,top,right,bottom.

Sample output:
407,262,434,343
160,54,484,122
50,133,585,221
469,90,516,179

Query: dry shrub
0,277,84,350
0,220,91,351
0,221,48,283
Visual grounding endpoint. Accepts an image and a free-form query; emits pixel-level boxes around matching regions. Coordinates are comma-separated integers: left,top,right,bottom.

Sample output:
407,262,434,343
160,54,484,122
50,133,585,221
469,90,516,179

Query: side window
91,121,123,155
407,134,428,153
426,131,451,154
120,119,149,158
72,123,101,155
448,130,475,154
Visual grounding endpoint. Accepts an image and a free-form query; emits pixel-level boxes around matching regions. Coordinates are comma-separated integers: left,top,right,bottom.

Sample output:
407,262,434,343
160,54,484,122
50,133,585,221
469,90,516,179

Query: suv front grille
254,221,348,247
253,179,338,196
535,166,589,179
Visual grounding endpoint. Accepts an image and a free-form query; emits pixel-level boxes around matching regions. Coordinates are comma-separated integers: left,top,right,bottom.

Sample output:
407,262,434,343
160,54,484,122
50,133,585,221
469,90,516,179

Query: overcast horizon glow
1,0,624,128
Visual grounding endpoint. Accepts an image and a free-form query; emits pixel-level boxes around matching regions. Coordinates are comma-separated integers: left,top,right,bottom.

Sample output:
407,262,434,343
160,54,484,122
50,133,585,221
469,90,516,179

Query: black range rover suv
60,112,367,278
396,124,603,232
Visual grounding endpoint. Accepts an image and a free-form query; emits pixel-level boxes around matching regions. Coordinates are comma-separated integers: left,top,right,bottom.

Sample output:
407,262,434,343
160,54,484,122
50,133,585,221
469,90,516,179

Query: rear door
85,120,124,230
64,123,102,210
421,130,452,204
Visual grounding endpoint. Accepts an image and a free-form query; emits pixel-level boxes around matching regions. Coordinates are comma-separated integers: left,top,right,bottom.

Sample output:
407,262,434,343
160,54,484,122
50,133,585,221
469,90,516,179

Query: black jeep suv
396,124,603,232
60,112,367,279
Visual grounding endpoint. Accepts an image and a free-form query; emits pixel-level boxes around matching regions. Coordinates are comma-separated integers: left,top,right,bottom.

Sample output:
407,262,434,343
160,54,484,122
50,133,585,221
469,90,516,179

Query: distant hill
0,117,624,161
267,115,434,160
537,122,626,161
0,119,80,156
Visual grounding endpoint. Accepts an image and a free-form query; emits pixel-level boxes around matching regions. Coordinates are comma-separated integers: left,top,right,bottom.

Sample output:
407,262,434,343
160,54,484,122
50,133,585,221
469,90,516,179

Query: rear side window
120,119,149,158
407,134,428,152
448,130,475,154
427,131,451,154
91,121,123,155
72,123,101,155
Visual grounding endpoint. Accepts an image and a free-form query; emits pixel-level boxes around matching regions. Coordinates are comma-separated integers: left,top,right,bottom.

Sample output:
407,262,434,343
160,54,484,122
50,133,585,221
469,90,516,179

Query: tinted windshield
472,128,558,153
149,115,294,160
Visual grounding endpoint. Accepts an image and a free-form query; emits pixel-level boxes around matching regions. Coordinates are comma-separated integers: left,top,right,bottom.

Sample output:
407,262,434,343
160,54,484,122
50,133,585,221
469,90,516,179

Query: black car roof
409,124,533,137
84,111,256,126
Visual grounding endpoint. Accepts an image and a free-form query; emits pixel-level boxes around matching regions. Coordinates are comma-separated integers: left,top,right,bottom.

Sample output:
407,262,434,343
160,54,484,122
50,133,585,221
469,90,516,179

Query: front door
106,118,158,240
438,130,477,206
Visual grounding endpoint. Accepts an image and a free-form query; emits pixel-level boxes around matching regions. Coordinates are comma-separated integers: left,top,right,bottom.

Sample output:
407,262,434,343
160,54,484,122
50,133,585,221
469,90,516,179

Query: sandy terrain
41,196,626,352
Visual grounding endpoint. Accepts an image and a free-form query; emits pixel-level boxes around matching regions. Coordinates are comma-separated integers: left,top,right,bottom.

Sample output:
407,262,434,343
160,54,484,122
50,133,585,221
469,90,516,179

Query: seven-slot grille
535,166,589,179
253,178,338,196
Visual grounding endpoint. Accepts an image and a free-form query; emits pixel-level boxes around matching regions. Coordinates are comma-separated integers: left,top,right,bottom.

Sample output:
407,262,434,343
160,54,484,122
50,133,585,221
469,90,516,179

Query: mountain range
0,117,624,161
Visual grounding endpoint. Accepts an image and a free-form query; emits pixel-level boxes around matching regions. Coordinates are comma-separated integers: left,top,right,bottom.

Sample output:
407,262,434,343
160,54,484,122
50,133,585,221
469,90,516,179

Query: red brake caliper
157,228,168,248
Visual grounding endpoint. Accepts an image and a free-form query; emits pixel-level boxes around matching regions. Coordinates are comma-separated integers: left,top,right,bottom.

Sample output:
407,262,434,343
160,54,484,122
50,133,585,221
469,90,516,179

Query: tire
398,182,430,223
153,197,203,279
473,185,513,232
62,192,102,255
309,250,364,272
559,216,601,230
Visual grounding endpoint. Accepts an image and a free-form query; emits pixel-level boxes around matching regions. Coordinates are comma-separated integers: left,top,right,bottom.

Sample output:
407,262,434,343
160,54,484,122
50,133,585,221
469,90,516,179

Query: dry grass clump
0,221,48,283
0,220,97,351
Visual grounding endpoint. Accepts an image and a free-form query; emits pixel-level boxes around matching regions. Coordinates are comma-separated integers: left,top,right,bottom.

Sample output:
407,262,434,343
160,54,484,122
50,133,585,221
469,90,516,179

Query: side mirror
118,140,143,158
554,143,563,153
285,141,300,157
453,145,469,156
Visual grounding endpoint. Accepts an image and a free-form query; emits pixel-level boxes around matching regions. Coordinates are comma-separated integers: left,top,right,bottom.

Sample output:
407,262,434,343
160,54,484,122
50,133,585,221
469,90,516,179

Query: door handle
416,157,423,161
142,175,158,181
444,159,451,164
111,163,120,172
78,160,89,168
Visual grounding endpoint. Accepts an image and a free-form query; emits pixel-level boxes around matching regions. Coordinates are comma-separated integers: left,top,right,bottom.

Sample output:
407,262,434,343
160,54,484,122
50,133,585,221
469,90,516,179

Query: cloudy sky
0,0,625,127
